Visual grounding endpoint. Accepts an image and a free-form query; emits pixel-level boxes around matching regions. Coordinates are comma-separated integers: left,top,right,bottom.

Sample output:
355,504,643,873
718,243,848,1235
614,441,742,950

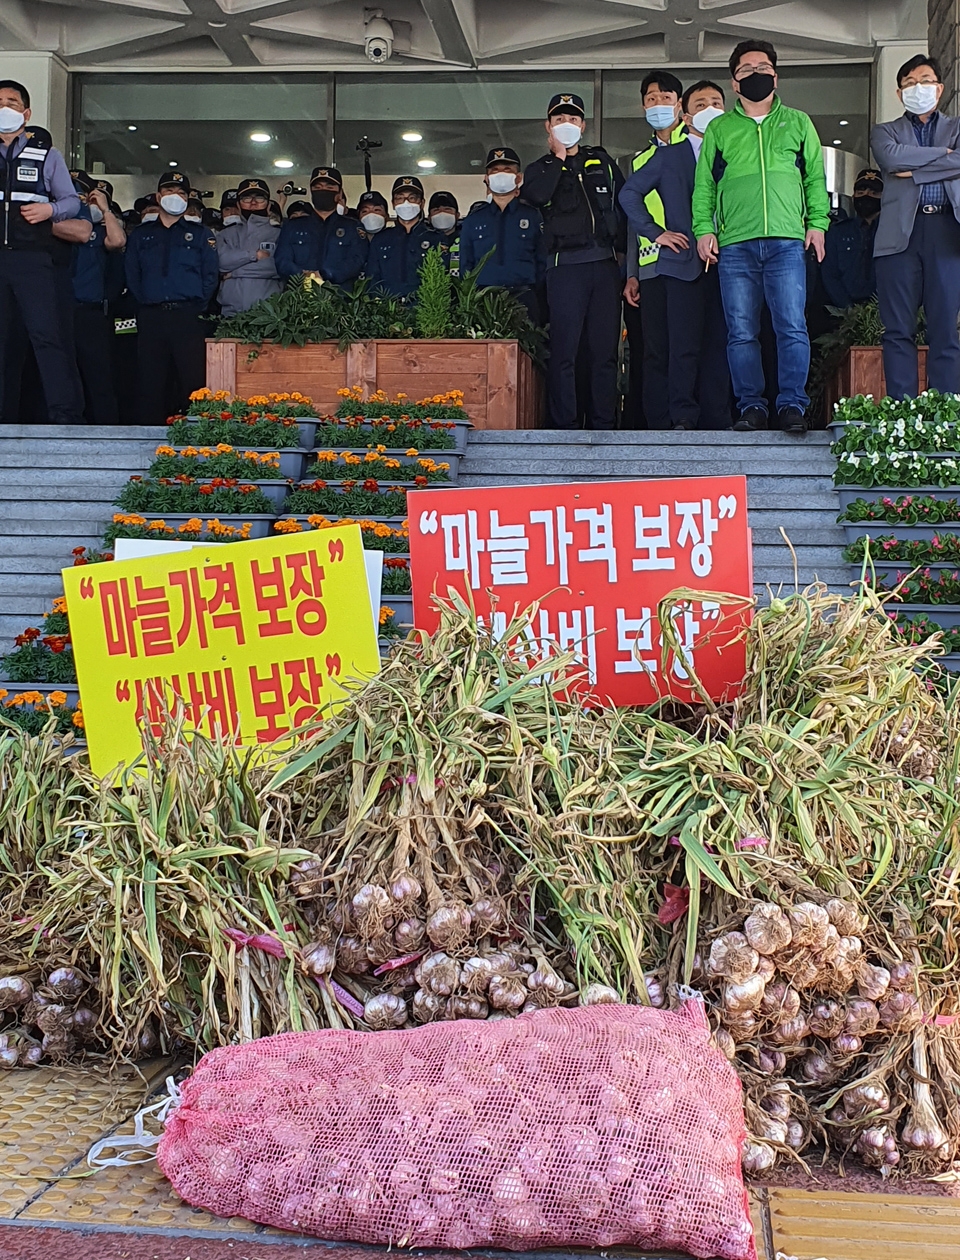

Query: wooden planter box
824,345,928,415
206,339,543,430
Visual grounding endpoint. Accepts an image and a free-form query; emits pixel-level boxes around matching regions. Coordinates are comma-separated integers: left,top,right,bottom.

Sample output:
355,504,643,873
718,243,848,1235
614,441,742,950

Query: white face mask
430,211,456,231
143,212,159,223
221,213,241,226
184,214,201,223
395,201,421,221
89,204,104,224
901,83,940,115
488,172,518,195
551,121,583,148
0,107,25,133
160,193,188,216
336,202,345,215
692,106,724,134
361,212,386,233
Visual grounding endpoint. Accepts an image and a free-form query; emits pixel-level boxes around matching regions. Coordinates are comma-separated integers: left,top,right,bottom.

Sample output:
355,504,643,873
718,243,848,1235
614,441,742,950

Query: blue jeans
718,237,810,415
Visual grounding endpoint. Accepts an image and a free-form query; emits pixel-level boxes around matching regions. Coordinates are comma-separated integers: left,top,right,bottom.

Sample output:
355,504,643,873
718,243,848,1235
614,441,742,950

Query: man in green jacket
692,39,829,435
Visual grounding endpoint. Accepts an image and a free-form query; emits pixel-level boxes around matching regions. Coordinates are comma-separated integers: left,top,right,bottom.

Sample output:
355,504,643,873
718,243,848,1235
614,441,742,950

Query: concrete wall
929,0,960,113
1,52,69,151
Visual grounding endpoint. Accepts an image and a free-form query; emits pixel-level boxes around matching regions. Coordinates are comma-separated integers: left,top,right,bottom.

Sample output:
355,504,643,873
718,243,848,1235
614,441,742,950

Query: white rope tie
87,1075,181,1168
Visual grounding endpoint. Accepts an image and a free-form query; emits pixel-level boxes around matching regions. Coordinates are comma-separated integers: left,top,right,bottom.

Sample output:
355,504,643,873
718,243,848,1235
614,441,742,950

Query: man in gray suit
872,53,960,399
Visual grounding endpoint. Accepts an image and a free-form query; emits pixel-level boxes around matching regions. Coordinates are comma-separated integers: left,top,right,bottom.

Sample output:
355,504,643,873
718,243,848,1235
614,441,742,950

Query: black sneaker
778,406,808,435
732,406,768,432
672,421,698,431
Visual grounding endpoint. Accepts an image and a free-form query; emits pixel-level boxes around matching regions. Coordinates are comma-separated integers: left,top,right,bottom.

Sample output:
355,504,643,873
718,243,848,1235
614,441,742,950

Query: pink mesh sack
158,1000,756,1259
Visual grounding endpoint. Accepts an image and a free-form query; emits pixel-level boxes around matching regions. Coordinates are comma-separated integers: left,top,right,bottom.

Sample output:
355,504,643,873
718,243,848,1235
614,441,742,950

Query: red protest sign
408,476,753,705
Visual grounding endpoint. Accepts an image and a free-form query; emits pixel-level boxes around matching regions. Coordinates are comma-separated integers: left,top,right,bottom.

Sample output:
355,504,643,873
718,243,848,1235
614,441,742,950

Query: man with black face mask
275,166,367,286
216,177,282,316
692,39,829,436
822,170,883,310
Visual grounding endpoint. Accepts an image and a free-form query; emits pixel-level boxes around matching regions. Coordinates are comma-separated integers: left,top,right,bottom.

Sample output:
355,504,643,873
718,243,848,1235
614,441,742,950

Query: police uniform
523,93,626,430
275,167,367,286
0,122,85,423
69,170,120,425
427,190,461,276
124,171,219,427
217,177,282,316
459,147,546,323
365,176,436,298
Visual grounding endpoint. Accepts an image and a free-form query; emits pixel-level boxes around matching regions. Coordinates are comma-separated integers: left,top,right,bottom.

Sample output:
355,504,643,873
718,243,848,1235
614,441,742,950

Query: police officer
523,92,626,430
459,147,545,323
217,177,282,316
0,78,84,424
366,176,434,298
66,170,125,425
275,166,367,286
125,171,219,426
286,200,313,220
427,190,461,273
219,189,240,228
357,190,390,237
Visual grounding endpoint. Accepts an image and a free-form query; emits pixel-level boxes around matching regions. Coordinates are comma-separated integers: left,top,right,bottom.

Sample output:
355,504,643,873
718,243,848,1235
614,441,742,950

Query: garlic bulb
46,967,85,999
486,1011,514,1022
444,995,488,1020
527,959,566,998
756,956,776,982
0,976,33,1010
470,898,506,932
855,961,891,1002
363,992,407,1030
741,1139,776,1174
389,873,422,905
754,1113,788,1144
888,960,917,991
426,901,472,951
394,918,426,952
708,932,760,983
768,1013,808,1047
787,902,831,950
642,973,666,1008
853,1125,899,1169
832,1033,863,1056
723,1011,759,1042
415,952,461,996
0,1046,19,1069
844,997,879,1036
336,936,370,974
760,1084,791,1122
579,983,620,1005
301,941,336,978
757,1048,786,1074
785,1120,805,1150
352,883,392,930
842,1080,890,1119
760,982,800,1019
808,1000,845,1039
743,903,792,956
412,987,444,1023
461,956,496,993
722,973,767,1014
713,1028,736,1061
366,935,395,966
901,1031,951,1163
489,974,527,1011
825,897,865,936
801,1050,838,1085
71,1007,98,1042
879,991,921,1032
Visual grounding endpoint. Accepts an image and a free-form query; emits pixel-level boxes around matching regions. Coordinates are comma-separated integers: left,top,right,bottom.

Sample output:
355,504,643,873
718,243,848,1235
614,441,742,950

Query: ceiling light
150,143,159,149
832,139,842,145
402,131,422,142
417,158,436,169
169,160,178,166
274,159,294,169
250,132,271,143
127,125,137,131
839,119,849,126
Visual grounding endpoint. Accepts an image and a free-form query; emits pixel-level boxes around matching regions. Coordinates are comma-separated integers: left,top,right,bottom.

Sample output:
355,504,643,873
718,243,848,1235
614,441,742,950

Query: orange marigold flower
198,484,214,495
47,690,68,708
15,627,41,645
379,606,394,624
0,689,7,701
414,475,428,487
189,387,213,401
362,478,380,492
52,597,67,614
72,710,85,729
405,448,419,457
274,518,303,534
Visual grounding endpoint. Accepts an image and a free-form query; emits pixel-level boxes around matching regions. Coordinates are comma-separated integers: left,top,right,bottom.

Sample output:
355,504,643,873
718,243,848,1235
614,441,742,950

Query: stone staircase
459,430,849,596
0,425,848,651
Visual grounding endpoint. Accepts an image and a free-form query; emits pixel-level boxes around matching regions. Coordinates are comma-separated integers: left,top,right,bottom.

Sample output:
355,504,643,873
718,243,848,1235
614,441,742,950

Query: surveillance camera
364,12,394,62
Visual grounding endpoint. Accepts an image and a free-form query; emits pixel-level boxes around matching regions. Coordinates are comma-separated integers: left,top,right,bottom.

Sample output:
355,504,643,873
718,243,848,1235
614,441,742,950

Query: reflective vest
631,122,687,270
0,127,53,251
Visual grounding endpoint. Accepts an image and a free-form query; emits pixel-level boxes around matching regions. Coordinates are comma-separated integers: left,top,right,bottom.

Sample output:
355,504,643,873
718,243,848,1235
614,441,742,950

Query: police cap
485,146,522,170
287,200,313,218
95,178,114,199
428,190,458,212
237,177,271,198
69,169,95,195
546,92,585,119
310,166,343,187
220,188,239,210
392,175,424,197
157,170,189,192
134,194,157,214
358,190,389,213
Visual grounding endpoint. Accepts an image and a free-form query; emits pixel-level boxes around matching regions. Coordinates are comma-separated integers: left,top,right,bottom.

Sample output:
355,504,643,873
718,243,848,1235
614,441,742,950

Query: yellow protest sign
62,526,379,777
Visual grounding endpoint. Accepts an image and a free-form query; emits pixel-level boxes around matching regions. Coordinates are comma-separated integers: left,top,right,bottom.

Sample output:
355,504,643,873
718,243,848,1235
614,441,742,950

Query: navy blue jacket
71,220,108,304
821,210,879,308
275,212,368,286
618,140,702,282
459,198,545,289
365,219,437,297
125,217,219,306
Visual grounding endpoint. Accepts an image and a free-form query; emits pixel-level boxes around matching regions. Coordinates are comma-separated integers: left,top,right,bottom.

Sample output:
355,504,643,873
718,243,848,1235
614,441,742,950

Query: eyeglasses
734,63,775,80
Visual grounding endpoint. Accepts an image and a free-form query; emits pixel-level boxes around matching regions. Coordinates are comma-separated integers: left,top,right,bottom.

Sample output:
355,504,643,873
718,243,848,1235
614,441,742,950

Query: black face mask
855,195,882,219
737,72,776,103
241,206,269,218
311,189,338,212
